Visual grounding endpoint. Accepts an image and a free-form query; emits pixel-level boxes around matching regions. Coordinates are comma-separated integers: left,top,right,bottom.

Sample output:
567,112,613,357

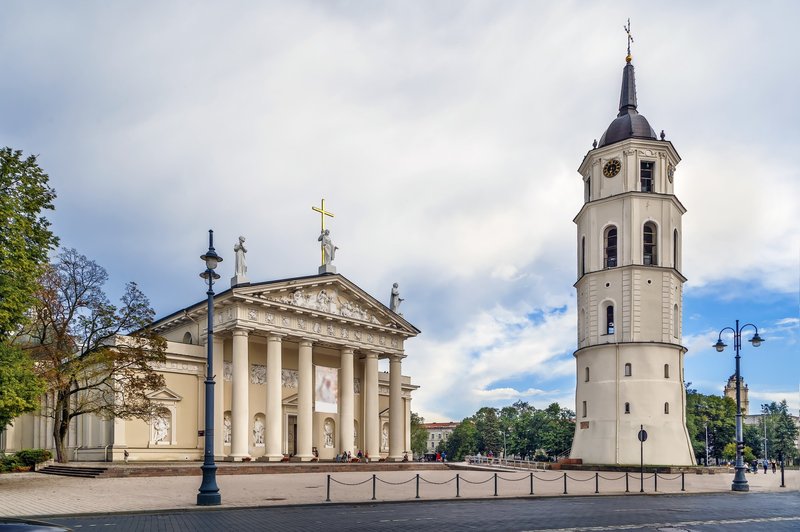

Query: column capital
389,354,404,363
267,333,286,342
298,338,315,347
231,328,251,337
340,345,357,354
362,349,380,359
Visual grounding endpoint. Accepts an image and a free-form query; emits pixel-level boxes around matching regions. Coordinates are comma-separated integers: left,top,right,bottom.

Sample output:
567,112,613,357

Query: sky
1,1,797,422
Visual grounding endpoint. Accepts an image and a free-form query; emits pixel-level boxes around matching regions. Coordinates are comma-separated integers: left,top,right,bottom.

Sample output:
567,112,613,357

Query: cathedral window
624,363,632,377
673,304,679,338
643,222,657,265
605,305,615,335
582,401,587,418
664,364,670,378
664,402,670,414
673,229,679,269
604,226,618,268
585,367,590,382
640,161,654,192
182,332,193,344
624,402,631,414
585,177,591,202
580,236,586,276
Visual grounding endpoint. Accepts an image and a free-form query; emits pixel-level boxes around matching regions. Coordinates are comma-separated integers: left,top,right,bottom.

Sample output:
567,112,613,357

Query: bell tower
569,41,695,465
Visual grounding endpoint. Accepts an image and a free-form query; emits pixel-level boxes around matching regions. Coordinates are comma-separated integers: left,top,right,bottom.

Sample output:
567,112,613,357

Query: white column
212,335,225,459
404,397,411,453
339,347,355,455
265,334,284,461
364,351,379,459
296,339,314,461
230,328,250,460
388,355,404,461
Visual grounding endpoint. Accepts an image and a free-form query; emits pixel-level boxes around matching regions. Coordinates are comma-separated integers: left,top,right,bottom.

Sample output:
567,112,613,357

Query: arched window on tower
673,229,679,269
624,363,632,377
673,304,679,338
585,367,590,382
643,222,657,266
585,177,591,202
606,305,615,335
664,364,670,378
582,401,587,418
624,402,631,414
664,402,670,414
604,226,618,268
580,236,586,276
640,161,654,192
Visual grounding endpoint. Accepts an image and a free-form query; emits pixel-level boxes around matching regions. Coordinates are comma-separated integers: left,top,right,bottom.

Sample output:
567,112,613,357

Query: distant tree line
412,401,575,462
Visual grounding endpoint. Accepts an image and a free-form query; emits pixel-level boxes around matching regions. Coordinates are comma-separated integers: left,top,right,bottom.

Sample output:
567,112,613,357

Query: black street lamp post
714,319,763,492
197,230,222,506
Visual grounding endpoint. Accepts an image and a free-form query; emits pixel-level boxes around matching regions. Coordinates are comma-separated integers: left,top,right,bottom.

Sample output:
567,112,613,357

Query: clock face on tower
603,159,621,178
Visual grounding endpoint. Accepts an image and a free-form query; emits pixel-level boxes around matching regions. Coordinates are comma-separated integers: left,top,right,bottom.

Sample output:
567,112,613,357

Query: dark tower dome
597,59,656,148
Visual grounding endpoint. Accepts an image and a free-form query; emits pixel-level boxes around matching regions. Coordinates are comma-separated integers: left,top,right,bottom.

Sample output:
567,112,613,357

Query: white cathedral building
2,237,420,463
569,50,696,465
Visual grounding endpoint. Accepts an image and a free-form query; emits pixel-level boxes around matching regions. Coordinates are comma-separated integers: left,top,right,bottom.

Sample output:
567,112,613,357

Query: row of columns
211,328,406,461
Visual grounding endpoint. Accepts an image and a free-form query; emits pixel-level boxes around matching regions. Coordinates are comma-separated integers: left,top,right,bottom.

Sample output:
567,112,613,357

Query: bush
14,449,52,467
0,453,21,473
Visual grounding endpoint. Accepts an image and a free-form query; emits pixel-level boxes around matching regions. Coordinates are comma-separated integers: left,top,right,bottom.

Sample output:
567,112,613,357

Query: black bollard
415,474,420,499
625,471,629,493
681,471,685,492
654,472,658,492
563,472,567,495
326,474,331,502
372,474,376,501
494,473,498,496
456,474,460,497
595,472,599,494
530,472,534,495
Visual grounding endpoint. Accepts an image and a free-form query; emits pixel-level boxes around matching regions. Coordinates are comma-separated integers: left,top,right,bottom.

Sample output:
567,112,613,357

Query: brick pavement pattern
0,465,796,519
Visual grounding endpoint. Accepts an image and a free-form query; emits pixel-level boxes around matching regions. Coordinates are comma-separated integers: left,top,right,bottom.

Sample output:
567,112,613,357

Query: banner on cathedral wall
315,365,338,413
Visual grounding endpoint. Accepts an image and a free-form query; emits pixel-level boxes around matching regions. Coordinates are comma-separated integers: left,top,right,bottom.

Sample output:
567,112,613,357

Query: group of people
751,458,779,474
335,449,370,463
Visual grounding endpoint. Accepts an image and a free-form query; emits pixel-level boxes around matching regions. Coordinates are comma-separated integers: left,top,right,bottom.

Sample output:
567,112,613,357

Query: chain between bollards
415,474,420,499
456,474,460,497
563,472,567,495
494,473,498,496
372,474,376,501
326,474,331,502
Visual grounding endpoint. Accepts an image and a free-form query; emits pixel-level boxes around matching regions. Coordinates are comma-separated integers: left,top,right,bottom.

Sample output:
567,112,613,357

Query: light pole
714,319,763,492
197,230,223,506
704,423,709,467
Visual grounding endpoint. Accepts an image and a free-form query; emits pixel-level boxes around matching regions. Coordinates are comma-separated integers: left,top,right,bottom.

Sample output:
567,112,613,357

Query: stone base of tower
570,343,696,466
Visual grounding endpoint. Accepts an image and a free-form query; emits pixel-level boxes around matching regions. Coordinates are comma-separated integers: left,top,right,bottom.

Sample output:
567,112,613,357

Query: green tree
743,423,762,458
0,148,58,337
445,418,478,461
474,406,502,454
0,343,46,428
15,249,167,462
722,442,755,463
686,389,736,465
410,412,428,457
762,400,799,463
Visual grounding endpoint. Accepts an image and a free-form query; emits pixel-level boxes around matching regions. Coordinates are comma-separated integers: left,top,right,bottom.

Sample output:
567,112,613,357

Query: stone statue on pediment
319,229,337,264
390,283,404,313
231,236,249,286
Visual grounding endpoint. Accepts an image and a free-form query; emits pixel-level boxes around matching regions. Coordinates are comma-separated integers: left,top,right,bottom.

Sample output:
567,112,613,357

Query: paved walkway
0,465,795,518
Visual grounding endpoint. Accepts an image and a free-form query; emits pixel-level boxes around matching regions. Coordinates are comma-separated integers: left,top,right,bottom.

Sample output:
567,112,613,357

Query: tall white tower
569,49,695,465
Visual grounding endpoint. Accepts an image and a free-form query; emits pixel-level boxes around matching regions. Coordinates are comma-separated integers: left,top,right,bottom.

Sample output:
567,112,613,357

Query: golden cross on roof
624,18,634,62
312,198,334,264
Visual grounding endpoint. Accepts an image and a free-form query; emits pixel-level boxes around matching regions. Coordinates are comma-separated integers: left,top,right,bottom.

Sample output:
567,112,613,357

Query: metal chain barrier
325,470,687,502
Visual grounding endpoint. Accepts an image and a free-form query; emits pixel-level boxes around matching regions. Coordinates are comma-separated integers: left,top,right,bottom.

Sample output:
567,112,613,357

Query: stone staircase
38,464,108,478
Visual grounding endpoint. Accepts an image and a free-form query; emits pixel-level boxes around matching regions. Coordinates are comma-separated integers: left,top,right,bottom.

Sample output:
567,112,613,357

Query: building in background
421,422,459,452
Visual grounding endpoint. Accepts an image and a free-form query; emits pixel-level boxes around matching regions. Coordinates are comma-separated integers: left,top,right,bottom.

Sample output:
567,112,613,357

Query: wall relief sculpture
223,361,233,382
266,288,384,325
281,369,299,389
250,364,267,385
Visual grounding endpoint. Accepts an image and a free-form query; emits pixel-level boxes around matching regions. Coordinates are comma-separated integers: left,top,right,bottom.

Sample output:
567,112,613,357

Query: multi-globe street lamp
197,230,223,506
713,319,763,492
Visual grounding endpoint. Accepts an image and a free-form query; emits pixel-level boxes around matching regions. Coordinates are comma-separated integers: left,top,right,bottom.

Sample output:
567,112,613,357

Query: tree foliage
410,411,428,456
0,148,58,337
686,388,736,465
15,249,166,462
761,400,799,463
0,343,46,428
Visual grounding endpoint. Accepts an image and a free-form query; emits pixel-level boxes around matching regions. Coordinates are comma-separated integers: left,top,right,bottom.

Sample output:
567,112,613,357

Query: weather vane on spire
624,18,634,63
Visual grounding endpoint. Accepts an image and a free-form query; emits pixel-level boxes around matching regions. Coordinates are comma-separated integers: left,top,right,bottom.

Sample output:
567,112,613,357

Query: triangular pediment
231,274,419,336
146,387,183,402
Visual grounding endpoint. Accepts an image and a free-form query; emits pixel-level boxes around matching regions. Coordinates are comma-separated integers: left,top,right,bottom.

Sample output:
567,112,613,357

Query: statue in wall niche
223,414,232,444
153,414,170,443
389,283,404,313
318,229,338,264
381,424,389,450
324,419,335,448
253,418,265,446
234,236,247,277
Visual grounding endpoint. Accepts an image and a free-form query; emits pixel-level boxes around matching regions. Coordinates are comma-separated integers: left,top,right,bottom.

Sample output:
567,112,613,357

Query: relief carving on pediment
265,288,384,325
